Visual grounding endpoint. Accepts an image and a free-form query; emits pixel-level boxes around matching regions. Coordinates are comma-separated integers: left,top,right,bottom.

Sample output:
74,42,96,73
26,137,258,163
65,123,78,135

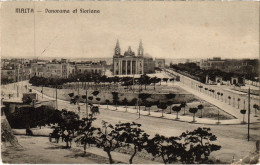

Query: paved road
164,70,259,124
2,81,260,163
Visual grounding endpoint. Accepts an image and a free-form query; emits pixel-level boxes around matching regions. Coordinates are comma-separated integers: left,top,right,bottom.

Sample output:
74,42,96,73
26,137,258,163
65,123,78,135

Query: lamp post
85,80,88,118
248,87,250,141
138,80,141,118
55,84,58,109
17,85,19,97
42,85,43,99
77,78,80,113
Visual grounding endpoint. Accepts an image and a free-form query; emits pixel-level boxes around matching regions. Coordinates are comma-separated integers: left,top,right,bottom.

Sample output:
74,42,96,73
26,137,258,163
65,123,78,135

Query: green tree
157,102,168,117
240,109,246,123
180,102,187,116
122,98,128,112
253,104,259,117
75,115,97,153
111,92,119,110
95,122,129,164
237,98,240,109
139,74,151,90
189,108,198,122
217,92,220,100
165,93,176,114
105,99,110,109
121,122,149,164
145,102,153,115
180,127,221,164
131,98,138,109
88,96,93,104
228,96,231,105
172,106,181,119
145,134,183,164
92,90,100,96
96,97,101,107
197,104,204,118
162,78,169,86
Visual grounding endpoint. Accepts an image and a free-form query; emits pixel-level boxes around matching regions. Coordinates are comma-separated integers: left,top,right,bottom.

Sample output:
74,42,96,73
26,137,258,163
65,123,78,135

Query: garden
29,75,236,120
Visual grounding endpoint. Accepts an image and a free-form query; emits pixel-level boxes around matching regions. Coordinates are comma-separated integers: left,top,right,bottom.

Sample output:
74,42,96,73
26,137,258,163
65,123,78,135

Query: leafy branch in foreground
180,127,221,164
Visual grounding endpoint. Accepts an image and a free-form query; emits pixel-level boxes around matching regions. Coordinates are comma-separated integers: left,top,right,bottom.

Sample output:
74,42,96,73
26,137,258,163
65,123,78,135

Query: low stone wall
31,86,196,105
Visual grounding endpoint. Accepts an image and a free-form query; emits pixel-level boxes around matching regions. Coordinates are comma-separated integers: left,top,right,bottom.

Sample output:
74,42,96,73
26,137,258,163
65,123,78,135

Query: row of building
1,40,166,83
1,58,106,83
199,57,258,74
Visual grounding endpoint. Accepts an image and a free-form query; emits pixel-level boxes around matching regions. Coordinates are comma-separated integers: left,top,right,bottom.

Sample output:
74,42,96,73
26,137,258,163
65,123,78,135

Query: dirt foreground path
1,136,104,164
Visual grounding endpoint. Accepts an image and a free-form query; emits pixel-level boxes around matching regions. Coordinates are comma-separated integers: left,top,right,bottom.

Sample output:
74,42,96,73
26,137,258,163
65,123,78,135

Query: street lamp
77,78,80,113
85,80,89,118
247,87,251,141
138,79,141,118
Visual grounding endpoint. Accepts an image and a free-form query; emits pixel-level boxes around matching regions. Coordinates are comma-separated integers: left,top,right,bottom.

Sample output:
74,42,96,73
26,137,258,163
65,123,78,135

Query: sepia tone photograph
1,1,259,164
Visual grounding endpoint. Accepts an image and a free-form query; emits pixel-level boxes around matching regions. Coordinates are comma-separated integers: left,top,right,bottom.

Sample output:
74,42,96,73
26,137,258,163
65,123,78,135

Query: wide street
29,84,260,163
2,77,260,163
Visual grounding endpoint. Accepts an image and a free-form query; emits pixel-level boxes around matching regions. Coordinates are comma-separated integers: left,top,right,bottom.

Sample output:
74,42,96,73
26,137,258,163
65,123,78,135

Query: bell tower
114,39,121,56
138,40,144,56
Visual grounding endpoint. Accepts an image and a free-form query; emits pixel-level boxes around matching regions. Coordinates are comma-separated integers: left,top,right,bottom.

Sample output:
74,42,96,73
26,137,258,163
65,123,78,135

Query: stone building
75,61,105,76
113,40,155,75
155,58,166,68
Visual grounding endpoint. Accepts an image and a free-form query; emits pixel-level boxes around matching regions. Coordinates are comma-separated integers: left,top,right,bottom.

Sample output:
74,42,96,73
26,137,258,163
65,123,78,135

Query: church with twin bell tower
113,40,155,75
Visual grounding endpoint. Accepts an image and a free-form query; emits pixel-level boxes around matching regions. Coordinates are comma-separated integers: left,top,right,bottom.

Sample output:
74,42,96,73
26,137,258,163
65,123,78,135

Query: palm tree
237,98,240,109
189,107,198,122
228,96,231,105
105,99,110,109
197,104,204,118
253,104,259,117
172,106,181,119
180,102,187,116
240,109,246,124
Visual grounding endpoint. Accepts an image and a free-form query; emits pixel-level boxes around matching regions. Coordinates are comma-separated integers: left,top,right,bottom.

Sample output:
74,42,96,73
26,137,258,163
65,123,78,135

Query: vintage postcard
1,1,259,164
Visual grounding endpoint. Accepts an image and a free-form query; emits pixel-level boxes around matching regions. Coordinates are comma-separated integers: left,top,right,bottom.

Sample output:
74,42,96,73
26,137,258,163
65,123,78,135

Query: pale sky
1,2,259,59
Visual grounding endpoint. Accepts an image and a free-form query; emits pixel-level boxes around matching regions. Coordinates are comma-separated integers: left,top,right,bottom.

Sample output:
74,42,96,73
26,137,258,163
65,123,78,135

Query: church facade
113,40,155,75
